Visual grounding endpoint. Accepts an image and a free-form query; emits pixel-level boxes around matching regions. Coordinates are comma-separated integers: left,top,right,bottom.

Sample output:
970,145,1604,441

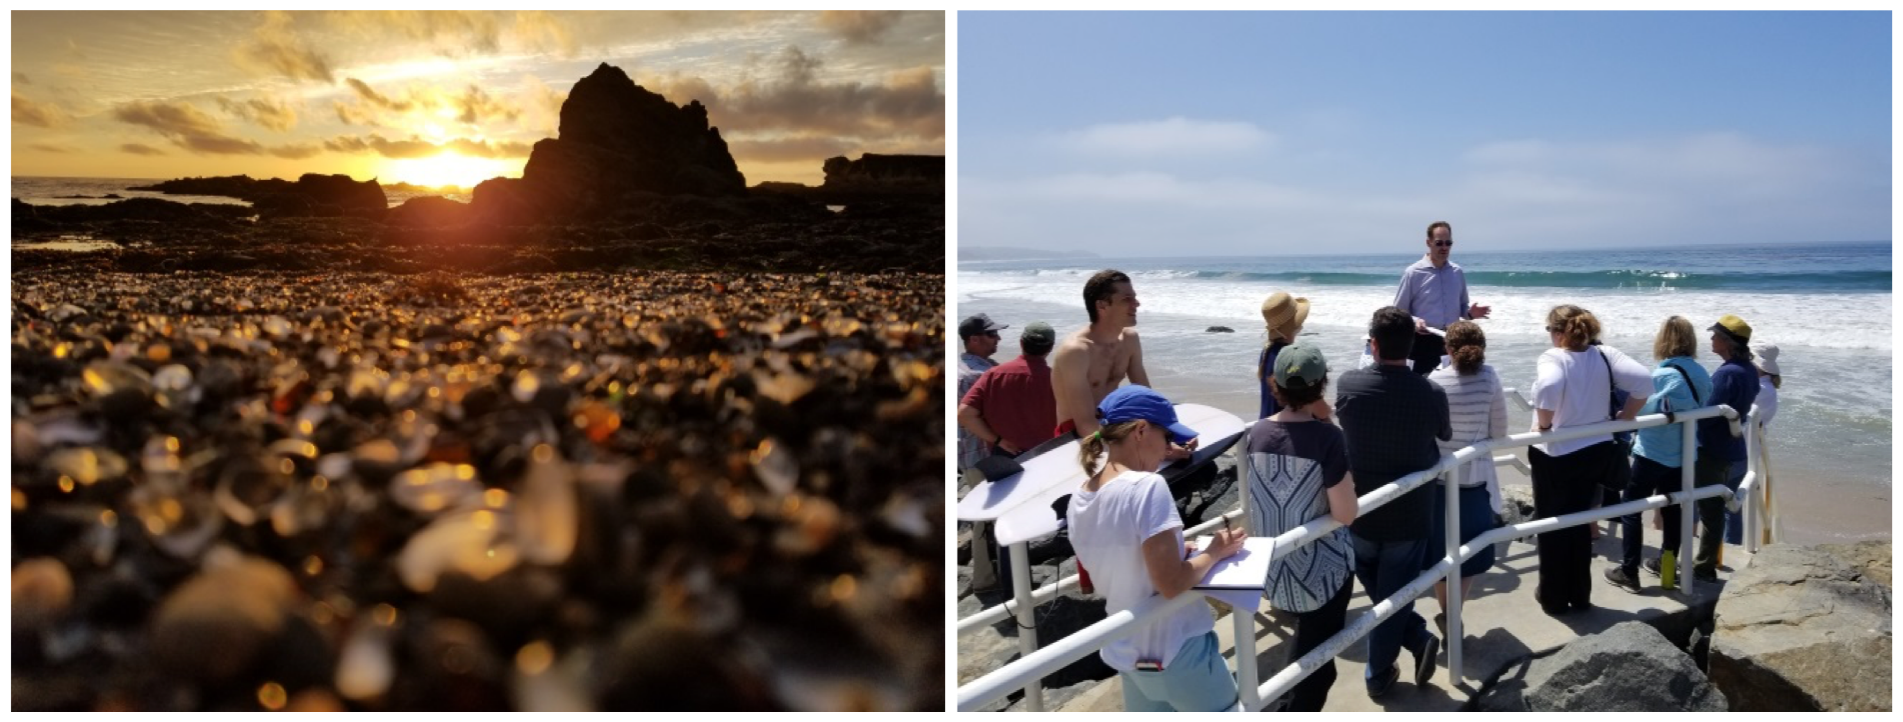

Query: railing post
1679,419,1697,599
1233,599,1261,711
1444,459,1464,684
1743,414,1760,554
1008,541,1043,711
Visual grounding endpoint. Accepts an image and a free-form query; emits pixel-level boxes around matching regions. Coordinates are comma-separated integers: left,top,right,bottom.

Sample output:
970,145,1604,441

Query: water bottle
1660,550,1677,590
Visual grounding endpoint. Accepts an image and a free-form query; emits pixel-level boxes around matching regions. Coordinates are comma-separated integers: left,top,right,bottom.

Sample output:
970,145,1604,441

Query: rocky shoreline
11,270,945,711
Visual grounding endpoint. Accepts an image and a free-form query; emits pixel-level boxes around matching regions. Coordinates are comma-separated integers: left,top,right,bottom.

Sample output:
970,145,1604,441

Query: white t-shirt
1066,469,1213,671
1429,362,1508,514
1530,345,1652,457
1756,378,1779,429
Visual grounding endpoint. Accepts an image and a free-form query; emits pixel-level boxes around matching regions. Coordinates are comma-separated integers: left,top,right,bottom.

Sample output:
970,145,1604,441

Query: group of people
957,221,1785,711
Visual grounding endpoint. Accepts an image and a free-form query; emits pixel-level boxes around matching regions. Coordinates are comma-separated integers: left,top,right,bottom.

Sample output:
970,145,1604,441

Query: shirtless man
1051,270,1195,458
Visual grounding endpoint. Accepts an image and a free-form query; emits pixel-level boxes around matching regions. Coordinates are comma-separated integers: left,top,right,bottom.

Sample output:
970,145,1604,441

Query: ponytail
1078,420,1142,476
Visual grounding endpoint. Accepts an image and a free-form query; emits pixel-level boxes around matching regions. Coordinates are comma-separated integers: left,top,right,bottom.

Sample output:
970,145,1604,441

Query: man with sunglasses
1394,221,1492,375
958,313,1008,473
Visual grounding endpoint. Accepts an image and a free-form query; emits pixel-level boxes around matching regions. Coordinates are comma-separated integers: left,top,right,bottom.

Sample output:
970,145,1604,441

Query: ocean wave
968,266,1888,292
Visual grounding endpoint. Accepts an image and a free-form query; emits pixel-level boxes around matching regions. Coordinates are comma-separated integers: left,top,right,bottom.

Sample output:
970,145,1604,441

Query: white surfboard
986,404,1248,547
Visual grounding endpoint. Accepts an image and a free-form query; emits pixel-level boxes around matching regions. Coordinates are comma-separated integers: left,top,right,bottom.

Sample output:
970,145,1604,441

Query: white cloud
1055,117,1274,157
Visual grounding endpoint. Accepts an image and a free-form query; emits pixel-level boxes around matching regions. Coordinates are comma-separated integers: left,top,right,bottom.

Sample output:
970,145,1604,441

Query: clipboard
1190,536,1274,611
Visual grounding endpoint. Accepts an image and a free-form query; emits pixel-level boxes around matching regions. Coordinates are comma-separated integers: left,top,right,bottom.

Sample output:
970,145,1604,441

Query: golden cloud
111,99,268,155
120,143,167,156
344,78,412,111
216,96,300,132
331,11,575,57
12,91,71,128
817,11,903,45
323,133,532,159
668,47,942,140
235,11,335,83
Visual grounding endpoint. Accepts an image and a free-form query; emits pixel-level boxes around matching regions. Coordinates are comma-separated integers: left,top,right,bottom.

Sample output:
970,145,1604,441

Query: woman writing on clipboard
1067,385,1248,712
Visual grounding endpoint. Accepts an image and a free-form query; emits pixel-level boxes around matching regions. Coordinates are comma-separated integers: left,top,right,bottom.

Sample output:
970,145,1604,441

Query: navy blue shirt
1256,341,1290,420
1699,357,1760,463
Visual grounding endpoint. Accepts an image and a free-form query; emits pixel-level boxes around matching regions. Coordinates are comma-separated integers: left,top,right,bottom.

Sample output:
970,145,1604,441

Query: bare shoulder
1052,331,1091,367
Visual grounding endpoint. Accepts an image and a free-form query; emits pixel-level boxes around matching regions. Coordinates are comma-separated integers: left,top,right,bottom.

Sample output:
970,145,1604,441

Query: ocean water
958,242,1892,531
12,176,467,209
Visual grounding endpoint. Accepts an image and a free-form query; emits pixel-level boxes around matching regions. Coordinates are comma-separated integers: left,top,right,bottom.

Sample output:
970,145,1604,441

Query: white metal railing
957,403,1754,712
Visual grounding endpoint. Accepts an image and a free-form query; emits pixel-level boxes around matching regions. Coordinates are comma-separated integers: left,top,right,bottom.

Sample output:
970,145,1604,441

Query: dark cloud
270,143,322,160
323,134,531,160
13,72,29,85
12,91,70,128
682,47,943,140
345,78,412,111
120,143,167,156
215,96,299,132
817,11,903,45
726,136,854,164
28,143,72,154
111,99,266,155
235,11,335,83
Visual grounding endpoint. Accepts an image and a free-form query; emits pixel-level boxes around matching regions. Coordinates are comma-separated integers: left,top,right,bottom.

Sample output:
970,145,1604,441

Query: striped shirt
1428,363,1509,514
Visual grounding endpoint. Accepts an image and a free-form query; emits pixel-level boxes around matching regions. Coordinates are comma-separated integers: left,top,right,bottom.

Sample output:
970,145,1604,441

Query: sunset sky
12,10,944,187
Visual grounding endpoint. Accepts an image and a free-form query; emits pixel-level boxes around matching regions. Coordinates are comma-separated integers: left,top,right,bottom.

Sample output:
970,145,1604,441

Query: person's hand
1204,527,1247,561
998,439,1023,456
1164,443,1193,461
1470,303,1491,320
1415,317,1428,334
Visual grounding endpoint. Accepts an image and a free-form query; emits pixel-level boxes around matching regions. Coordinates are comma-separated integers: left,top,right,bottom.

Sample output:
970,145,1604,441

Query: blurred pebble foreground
11,270,945,711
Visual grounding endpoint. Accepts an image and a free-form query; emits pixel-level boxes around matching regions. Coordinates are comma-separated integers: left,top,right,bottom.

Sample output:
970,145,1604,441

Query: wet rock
12,557,75,632
1709,541,1892,711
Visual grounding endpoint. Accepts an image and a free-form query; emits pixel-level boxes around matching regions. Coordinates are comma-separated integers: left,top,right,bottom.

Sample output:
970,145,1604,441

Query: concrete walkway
1057,524,1746,712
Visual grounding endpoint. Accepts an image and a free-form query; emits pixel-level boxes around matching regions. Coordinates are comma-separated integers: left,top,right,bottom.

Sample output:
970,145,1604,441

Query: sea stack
479,63,745,223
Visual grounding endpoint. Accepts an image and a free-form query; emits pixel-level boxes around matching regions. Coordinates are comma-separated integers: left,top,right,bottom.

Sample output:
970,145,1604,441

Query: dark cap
959,313,1008,340
1708,314,1752,345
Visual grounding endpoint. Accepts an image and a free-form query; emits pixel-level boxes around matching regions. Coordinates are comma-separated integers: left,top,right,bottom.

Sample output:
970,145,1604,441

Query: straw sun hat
1260,291,1310,344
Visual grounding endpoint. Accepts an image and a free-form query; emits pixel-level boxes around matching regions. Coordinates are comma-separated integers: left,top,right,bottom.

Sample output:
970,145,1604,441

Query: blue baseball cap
1097,385,1198,444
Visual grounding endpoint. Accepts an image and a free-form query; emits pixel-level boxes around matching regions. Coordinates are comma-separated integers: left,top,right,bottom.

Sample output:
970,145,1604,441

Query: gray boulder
1475,621,1726,711
1708,540,1891,711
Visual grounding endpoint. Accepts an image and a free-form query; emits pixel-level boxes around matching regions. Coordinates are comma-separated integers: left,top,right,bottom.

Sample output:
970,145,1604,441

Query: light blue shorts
1119,631,1240,712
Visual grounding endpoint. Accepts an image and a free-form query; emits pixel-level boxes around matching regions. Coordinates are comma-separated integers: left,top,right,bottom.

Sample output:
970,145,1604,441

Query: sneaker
1434,612,1447,639
1641,557,1663,577
1535,588,1568,616
1366,664,1400,697
1692,567,1719,584
1603,566,1643,594
1413,635,1440,687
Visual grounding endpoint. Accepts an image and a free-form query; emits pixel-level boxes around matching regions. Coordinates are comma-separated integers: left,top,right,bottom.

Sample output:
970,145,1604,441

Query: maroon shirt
959,355,1057,454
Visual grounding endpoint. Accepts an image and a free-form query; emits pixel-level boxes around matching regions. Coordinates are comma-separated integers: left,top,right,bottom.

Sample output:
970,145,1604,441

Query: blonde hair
1078,420,1143,476
1546,305,1601,352
1653,316,1698,360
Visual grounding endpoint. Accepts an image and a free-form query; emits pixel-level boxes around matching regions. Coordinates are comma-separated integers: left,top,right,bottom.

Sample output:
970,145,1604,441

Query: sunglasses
1431,240,1454,248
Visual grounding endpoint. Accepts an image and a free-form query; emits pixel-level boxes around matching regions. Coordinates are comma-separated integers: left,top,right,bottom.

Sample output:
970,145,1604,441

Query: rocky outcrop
384,196,474,228
821,154,944,191
1708,540,1891,711
125,173,385,220
1474,621,1727,712
484,63,743,223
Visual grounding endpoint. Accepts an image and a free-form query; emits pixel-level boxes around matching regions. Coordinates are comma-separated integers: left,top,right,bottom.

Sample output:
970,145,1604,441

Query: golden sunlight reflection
377,153,521,189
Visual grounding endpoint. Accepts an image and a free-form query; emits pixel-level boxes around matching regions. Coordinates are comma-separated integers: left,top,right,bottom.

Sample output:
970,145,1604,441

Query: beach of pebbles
11,269,945,711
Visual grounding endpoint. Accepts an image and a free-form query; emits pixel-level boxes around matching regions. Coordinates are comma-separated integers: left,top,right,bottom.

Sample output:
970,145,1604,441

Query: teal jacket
1631,356,1713,468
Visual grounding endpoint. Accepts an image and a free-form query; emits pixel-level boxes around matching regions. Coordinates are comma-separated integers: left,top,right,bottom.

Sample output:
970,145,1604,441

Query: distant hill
960,245,1097,262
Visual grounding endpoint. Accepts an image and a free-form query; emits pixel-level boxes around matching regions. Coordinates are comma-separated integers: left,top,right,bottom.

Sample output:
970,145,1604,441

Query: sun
378,153,522,190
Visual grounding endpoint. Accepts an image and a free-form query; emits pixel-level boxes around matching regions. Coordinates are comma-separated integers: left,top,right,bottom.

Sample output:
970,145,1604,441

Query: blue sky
959,11,1891,256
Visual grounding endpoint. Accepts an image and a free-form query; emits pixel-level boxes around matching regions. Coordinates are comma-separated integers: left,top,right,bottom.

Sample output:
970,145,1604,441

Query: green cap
1273,342,1329,388
1021,321,1056,347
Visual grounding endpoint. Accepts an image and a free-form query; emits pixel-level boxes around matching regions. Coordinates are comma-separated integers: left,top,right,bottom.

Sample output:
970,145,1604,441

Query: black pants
1692,455,1732,576
1530,442,1618,609
1619,455,1686,575
1286,576,1353,712
1408,332,1446,375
